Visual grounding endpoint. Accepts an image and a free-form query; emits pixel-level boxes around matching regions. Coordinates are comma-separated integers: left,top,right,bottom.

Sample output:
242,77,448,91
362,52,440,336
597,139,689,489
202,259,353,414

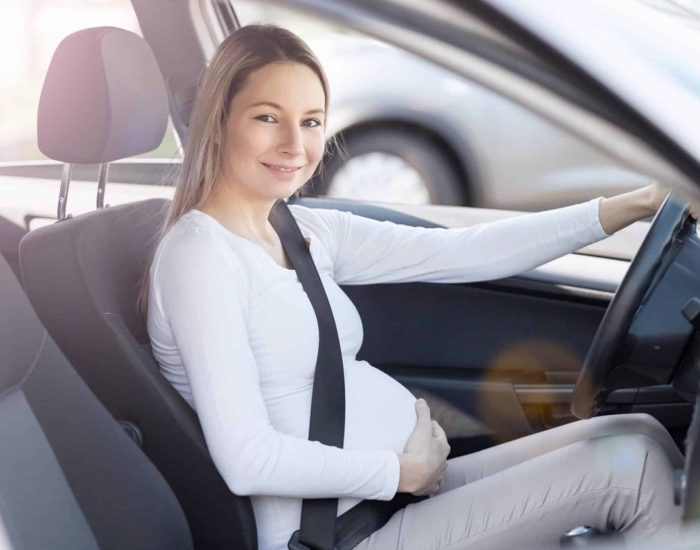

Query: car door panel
345,282,604,375
342,281,606,452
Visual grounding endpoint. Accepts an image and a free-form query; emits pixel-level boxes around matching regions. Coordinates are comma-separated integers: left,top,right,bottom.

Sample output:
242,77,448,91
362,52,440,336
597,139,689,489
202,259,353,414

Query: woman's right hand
397,398,451,496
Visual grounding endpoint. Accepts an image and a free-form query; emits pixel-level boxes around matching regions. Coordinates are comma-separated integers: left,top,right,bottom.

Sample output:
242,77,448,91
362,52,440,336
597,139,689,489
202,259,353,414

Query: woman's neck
199,184,280,245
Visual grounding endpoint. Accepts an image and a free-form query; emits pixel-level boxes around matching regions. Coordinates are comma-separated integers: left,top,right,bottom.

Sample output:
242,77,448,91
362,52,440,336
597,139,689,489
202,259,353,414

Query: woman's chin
265,180,306,201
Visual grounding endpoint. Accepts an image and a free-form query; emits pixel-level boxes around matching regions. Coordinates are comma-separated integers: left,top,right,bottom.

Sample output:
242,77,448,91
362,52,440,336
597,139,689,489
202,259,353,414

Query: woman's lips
262,162,303,180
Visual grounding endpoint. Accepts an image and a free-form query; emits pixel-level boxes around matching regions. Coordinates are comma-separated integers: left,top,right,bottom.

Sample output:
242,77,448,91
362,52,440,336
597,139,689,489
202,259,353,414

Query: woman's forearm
598,184,666,235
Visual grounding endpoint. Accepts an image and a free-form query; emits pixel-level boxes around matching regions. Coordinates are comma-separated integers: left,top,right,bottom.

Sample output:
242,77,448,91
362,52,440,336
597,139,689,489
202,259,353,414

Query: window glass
0,0,180,162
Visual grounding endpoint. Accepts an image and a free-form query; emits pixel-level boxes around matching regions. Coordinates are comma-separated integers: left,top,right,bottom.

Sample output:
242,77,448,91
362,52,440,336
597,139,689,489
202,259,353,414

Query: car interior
3,1,700,549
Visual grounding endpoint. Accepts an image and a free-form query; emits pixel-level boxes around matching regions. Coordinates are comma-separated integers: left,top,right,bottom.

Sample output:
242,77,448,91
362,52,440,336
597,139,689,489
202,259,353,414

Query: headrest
38,27,169,164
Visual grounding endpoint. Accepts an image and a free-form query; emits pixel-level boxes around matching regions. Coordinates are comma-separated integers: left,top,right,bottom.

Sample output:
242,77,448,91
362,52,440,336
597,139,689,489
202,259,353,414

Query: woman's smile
261,162,305,180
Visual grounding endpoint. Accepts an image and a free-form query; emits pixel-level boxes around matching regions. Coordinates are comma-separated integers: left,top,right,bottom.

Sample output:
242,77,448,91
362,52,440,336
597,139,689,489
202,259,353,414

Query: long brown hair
137,24,331,315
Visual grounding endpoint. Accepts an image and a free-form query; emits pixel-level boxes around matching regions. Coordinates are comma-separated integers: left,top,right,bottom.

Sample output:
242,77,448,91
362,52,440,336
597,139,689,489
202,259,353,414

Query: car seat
0,254,192,549
19,27,257,549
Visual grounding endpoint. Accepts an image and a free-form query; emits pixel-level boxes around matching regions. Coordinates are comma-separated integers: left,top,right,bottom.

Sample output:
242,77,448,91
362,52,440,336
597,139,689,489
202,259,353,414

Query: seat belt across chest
269,200,425,550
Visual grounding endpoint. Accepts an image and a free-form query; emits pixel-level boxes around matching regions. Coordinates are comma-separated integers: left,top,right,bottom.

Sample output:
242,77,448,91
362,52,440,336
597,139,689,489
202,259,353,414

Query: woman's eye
255,114,276,123
304,119,323,128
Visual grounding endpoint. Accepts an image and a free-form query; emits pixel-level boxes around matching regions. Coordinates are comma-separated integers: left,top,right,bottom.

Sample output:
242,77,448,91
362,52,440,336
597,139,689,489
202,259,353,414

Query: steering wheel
571,195,692,419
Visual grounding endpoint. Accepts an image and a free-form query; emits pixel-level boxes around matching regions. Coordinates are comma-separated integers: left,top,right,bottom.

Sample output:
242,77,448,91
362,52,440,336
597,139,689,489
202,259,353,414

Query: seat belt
270,200,425,550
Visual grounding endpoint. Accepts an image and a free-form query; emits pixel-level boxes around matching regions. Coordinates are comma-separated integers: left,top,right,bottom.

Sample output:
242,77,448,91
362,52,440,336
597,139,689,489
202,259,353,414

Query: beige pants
356,414,684,550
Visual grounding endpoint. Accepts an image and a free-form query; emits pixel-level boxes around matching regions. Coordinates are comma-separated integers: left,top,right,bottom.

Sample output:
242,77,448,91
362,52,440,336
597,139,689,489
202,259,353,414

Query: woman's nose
277,123,305,156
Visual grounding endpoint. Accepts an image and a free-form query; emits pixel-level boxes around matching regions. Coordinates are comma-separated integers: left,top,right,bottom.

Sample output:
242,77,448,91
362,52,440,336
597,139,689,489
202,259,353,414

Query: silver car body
309,31,650,209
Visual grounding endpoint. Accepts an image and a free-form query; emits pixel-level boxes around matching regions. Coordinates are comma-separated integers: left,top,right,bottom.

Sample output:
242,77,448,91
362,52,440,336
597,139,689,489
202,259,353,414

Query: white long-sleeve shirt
147,199,609,550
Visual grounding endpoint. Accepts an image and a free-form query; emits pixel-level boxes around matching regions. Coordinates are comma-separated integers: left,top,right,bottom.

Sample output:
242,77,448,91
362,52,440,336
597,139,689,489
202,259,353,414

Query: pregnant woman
142,24,687,550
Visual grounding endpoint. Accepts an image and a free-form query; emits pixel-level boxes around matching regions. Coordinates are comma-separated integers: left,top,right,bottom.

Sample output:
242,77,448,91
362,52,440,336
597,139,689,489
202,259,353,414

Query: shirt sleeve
151,230,400,500
292,198,610,285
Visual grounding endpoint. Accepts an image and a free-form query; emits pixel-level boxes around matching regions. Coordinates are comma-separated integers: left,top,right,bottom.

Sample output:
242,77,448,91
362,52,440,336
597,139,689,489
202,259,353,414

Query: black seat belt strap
271,201,426,550
270,200,345,550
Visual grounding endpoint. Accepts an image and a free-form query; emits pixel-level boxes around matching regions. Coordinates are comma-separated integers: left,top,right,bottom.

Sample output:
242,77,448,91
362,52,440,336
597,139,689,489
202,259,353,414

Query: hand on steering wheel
572,195,694,419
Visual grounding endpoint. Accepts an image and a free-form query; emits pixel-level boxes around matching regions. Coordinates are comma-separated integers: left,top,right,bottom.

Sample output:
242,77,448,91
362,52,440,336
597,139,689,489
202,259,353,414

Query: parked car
2,0,700,548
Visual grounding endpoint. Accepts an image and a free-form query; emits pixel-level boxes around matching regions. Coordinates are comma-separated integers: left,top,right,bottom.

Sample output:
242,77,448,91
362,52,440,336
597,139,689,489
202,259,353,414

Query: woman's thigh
355,433,681,550
438,413,683,492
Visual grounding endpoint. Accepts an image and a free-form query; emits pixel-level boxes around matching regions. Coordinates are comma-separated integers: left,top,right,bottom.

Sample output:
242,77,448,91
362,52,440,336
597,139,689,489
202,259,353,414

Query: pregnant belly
343,360,417,455
264,359,417,454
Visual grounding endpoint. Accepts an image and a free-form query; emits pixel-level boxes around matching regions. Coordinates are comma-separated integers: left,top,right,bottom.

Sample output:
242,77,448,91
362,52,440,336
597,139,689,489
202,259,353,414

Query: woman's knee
583,414,680,456
621,412,667,434
601,414,682,464
588,412,661,434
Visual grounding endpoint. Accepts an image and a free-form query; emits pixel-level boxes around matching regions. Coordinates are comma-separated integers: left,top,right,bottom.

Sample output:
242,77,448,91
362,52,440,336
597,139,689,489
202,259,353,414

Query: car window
229,0,652,260
0,0,180,163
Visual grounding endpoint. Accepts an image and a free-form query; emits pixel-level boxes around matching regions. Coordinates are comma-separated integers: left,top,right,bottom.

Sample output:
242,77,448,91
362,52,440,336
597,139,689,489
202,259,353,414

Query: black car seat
0,214,26,284
0,254,192,550
19,27,257,549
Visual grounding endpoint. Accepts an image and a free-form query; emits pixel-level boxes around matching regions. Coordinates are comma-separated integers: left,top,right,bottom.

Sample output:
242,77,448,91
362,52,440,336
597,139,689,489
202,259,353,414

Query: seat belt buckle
288,530,311,550
288,530,339,550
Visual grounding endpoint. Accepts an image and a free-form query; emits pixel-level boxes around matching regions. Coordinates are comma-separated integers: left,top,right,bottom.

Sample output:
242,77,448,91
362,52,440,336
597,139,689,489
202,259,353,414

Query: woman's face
220,61,326,202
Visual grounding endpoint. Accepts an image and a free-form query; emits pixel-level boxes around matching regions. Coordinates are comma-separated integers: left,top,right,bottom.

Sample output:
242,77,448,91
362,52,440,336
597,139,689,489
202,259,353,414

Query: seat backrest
0,255,192,550
20,198,257,549
20,26,257,549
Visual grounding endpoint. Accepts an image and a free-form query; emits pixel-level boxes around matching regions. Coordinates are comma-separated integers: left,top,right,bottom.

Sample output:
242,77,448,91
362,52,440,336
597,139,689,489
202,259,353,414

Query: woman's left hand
644,183,700,220
598,183,700,235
